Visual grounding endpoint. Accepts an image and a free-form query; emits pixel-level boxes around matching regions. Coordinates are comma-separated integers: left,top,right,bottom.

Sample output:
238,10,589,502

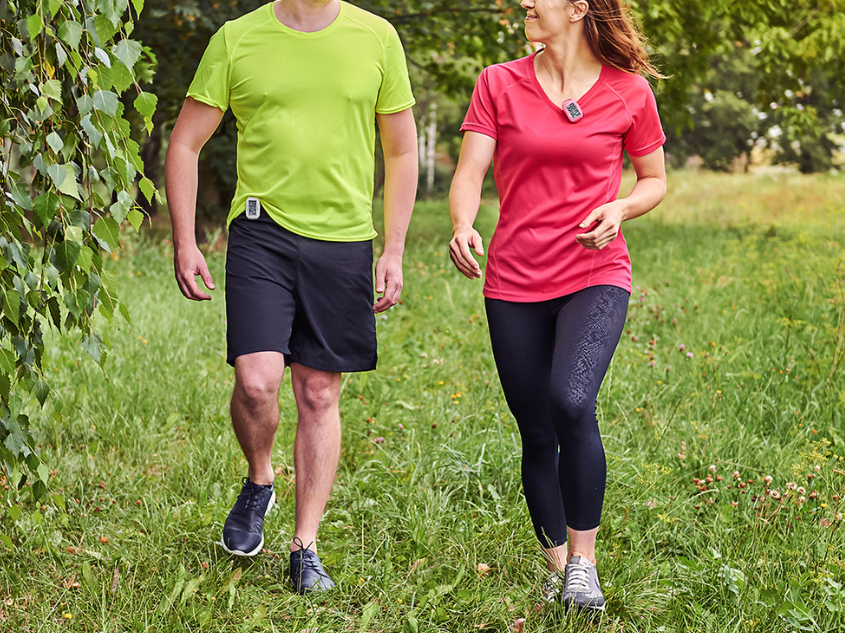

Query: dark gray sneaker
220,478,275,557
290,538,336,595
562,556,606,611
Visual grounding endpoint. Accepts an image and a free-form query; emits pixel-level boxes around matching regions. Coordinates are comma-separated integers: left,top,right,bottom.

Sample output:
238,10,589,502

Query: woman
449,0,666,612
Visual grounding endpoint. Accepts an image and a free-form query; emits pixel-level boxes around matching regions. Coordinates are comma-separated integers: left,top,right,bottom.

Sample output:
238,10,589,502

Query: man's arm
373,108,418,313
164,97,225,301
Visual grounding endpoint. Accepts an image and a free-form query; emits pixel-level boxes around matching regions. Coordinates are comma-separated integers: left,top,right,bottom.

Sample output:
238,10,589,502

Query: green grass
2,170,845,632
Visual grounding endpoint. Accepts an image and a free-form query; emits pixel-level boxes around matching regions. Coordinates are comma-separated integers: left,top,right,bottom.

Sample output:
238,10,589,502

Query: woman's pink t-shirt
461,52,665,302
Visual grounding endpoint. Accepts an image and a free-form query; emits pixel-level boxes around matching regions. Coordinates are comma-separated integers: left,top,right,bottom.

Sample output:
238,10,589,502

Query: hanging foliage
0,0,156,506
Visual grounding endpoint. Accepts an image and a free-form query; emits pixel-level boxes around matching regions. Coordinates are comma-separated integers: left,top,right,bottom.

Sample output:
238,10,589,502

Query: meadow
1,170,844,632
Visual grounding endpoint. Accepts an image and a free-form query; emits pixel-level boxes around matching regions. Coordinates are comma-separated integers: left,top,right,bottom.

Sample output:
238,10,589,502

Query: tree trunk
426,102,437,194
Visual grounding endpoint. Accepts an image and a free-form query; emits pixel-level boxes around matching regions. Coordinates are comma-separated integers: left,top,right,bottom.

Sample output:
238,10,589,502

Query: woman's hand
449,226,485,279
575,200,628,250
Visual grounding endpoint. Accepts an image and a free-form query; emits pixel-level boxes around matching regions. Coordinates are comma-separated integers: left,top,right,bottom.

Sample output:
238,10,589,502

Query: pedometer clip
562,99,584,123
245,197,260,219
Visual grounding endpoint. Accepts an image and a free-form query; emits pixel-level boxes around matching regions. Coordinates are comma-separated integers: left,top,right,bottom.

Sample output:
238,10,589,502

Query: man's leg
288,363,342,553
231,351,286,485
219,351,285,557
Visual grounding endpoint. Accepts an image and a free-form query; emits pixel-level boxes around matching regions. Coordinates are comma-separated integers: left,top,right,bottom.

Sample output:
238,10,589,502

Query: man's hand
575,200,627,250
373,251,403,313
174,244,216,301
449,226,484,279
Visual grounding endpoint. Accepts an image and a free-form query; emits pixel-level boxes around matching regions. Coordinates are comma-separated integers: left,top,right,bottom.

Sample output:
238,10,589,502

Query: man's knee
233,353,285,410
293,369,341,415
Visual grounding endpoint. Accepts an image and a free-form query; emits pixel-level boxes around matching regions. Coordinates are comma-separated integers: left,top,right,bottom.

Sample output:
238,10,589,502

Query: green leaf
134,91,157,118
47,0,65,19
41,79,62,101
31,507,44,523
131,0,144,16
93,90,118,116
37,462,50,483
138,177,156,204
110,190,133,224
34,381,50,407
35,96,50,115
26,14,43,40
109,59,134,93
112,39,141,70
7,506,22,522
81,333,103,363
93,217,120,250
0,533,13,550
51,494,66,511
55,42,68,68
33,192,60,227
81,114,104,147
403,615,419,633
3,289,21,323
47,163,80,199
77,245,94,271
57,20,82,48
97,0,124,26
0,349,16,375
3,416,26,457
94,47,112,68
46,132,64,153
127,208,144,232
359,601,379,632
55,240,82,272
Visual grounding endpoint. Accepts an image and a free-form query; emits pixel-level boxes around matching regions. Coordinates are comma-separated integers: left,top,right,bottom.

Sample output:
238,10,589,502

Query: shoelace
239,478,269,513
292,537,325,576
565,562,590,593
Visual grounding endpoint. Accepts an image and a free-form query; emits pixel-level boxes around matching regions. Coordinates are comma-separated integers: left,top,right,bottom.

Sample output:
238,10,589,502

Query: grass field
1,170,845,632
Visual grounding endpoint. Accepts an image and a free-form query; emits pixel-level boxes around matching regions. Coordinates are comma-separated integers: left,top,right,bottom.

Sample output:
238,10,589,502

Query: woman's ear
570,1,590,22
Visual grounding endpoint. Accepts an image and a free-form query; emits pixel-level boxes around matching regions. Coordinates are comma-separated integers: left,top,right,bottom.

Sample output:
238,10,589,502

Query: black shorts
225,210,377,372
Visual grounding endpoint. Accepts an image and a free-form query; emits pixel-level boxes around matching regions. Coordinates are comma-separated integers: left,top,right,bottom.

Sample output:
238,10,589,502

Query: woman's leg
485,298,568,568
548,285,629,563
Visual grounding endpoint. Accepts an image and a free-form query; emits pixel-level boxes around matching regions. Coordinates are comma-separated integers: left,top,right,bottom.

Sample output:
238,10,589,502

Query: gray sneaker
542,571,564,603
562,556,606,611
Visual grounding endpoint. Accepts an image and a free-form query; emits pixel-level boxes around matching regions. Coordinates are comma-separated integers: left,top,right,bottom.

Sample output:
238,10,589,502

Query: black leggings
485,285,629,548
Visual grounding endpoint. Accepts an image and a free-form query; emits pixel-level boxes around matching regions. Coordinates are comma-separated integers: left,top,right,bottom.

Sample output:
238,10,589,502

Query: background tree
0,0,155,508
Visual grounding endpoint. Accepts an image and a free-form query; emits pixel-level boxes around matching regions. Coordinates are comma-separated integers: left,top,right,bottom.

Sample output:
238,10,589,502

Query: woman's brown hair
577,0,665,79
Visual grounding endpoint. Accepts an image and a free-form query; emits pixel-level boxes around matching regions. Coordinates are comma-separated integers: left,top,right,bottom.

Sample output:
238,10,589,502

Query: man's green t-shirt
187,1,415,241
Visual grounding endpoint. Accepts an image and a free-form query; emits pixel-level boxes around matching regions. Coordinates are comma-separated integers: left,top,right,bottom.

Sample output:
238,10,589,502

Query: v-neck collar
528,50,607,118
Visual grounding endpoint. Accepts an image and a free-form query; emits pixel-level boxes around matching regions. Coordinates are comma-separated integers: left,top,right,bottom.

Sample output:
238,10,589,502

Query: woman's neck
535,38,603,94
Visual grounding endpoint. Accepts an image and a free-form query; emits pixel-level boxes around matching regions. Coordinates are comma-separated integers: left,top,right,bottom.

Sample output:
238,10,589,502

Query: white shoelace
565,562,591,593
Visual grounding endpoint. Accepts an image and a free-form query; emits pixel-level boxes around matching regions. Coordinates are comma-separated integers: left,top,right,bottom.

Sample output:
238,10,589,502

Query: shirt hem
482,278,632,303
226,209,378,243
460,123,497,139
376,99,416,115
186,92,227,111
626,135,666,157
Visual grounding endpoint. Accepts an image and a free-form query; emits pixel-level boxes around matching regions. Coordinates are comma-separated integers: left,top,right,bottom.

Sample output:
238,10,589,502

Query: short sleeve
375,24,415,114
461,67,497,139
186,27,231,112
623,77,665,157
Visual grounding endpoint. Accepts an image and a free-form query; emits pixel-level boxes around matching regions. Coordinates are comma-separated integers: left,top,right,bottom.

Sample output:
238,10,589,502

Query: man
164,0,417,595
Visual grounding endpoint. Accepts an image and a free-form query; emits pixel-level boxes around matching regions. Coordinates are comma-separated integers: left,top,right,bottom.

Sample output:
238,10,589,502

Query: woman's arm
448,131,496,279
575,146,666,251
